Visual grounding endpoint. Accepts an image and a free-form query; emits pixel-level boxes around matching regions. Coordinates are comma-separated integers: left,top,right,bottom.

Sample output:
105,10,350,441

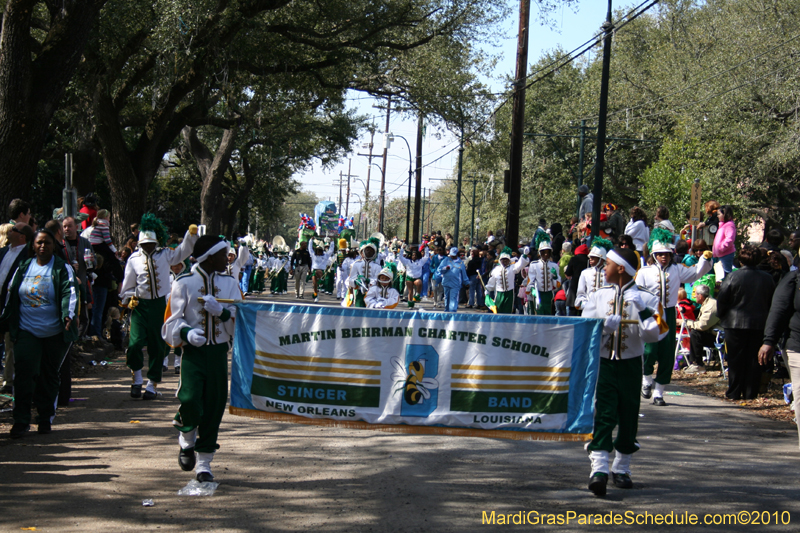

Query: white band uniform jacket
347,258,382,292
120,230,198,301
162,265,240,347
582,280,669,360
635,258,712,309
269,257,289,273
365,285,400,309
311,242,336,271
526,259,561,293
397,248,430,279
485,255,531,293
575,266,607,310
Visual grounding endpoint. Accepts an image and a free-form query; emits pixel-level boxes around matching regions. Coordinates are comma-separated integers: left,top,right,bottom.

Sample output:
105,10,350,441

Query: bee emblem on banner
391,345,440,417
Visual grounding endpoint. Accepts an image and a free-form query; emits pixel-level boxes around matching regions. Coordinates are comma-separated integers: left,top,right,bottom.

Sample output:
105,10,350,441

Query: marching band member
225,241,250,284
526,235,561,315
582,247,669,496
485,247,530,314
346,237,383,308
365,268,400,309
162,235,239,483
119,213,198,400
310,241,336,302
434,247,469,312
575,237,613,310
635,228,712,406
339,249,356,300
335,239,348,299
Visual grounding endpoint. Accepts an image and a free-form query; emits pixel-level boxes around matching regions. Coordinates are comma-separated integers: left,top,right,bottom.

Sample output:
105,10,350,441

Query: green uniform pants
13,330,70,426
252,270,265,292
278,270,288,293
173,343,229,453
324,269,335,293
354,290,367,308
495,290,514,314
537,290,554,316
269,272,279,293
588,356,642,455
126,296,168,382
643,306,677,385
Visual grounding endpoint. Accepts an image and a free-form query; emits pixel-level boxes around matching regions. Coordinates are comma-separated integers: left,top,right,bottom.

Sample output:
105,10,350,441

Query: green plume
501,246,513,256
648,227,674,250
139,213,169,246
534,230,551,249
590,237,613,252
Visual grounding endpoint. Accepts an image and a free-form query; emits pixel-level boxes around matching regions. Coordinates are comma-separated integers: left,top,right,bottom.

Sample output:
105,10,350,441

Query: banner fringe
229,407,592,442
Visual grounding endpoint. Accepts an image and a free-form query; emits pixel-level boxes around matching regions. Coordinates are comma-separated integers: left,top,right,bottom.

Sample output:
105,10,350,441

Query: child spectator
89,209,117,253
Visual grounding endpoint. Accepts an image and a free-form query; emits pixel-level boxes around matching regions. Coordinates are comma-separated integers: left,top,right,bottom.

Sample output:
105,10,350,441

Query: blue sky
296,1,612,213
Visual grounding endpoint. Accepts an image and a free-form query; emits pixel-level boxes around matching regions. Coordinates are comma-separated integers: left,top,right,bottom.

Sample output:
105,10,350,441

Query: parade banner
230,303,603,441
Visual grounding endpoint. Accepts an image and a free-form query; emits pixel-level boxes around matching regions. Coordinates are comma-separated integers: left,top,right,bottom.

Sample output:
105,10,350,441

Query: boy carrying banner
162,235,240,483
365,268,400,309
346,237,382,308
582,247,668,496
485,246,530,314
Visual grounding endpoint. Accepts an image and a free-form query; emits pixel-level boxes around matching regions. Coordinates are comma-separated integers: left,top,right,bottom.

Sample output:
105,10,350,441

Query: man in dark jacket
290,241,312,298
0,223,33,393
598,204,626,243
760,266,800,449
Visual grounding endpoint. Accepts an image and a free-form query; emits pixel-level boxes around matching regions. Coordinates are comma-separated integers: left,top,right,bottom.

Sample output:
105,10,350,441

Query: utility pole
591,1,614,241
413,114,424,244
345,158,352,217
378,96,391,233
338,171,343,211
470,178,477,247
454,129,465,246
505,0,531,249
421,187,426,237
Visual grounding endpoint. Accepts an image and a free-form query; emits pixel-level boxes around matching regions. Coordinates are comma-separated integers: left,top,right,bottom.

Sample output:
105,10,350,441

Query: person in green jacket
1,228,79,438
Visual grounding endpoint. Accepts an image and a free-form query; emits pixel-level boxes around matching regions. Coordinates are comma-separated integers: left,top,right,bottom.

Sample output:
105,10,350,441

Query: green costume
537,290,554,315
642,307,677,385
587,357,643,455
173,343,229,453
495,290,514,314
127,297,169,383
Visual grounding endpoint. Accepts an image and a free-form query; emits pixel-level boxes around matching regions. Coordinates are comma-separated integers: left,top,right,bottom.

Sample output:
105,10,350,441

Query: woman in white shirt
624,206,650,254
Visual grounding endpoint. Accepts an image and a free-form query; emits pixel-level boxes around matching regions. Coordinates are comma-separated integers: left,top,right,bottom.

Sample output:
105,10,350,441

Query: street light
388,133,413,242
349,193,363,239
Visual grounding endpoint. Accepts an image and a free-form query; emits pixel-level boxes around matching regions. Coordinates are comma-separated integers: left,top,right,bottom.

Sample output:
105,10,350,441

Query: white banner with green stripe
230,303,603,441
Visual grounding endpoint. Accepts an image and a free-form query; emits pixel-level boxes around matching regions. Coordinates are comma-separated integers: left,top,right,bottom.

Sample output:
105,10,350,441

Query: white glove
187,328,207,347
627,292,645,312
523,246,530,256
203,295,224,316
603,315,622,334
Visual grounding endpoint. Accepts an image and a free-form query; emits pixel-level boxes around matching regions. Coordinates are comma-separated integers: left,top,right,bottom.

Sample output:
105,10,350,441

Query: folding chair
711,329,727,377
674,307,691,370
